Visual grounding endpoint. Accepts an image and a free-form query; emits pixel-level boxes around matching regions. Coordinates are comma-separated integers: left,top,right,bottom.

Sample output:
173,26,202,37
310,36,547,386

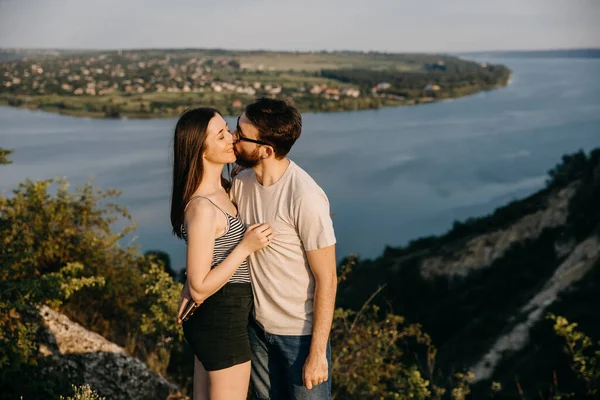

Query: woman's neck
196,162,225,195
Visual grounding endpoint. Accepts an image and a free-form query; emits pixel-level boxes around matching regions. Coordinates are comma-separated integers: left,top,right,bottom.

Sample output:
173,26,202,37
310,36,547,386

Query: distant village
0,53,368,101
0,51,509,118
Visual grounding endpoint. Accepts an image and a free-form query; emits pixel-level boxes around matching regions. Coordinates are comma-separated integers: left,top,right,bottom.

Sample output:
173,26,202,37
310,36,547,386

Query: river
1,54,599,269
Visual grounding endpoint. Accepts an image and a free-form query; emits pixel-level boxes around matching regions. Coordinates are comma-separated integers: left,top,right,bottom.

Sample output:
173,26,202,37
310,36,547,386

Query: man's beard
234,147,261,168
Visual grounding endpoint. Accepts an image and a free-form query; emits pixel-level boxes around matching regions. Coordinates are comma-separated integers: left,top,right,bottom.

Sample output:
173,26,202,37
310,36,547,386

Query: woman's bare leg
193,356,210,400
208,361,251,400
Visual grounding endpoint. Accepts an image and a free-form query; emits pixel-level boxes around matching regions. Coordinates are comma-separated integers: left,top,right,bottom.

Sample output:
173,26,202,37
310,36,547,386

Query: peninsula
0,48,511,118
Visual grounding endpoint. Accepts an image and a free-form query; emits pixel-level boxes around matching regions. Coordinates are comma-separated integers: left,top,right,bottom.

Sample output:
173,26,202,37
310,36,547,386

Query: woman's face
203,114,236,165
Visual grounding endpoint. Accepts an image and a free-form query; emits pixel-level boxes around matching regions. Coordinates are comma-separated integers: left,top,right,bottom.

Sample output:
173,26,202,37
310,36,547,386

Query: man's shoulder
288,161,326,196
233,168,255,186
238,168,255,179
231,168,255,204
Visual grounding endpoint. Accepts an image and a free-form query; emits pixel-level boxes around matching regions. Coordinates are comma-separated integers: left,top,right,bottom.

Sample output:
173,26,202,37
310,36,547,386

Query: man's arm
303,244,337,389
293,190,337,389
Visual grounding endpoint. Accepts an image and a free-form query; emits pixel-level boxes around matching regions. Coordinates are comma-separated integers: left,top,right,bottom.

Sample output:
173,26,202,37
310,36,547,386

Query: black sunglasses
235,117,271,146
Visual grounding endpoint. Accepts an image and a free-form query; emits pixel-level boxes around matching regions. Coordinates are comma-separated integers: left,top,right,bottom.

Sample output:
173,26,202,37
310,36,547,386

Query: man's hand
302,351,329,390
177,281,193,324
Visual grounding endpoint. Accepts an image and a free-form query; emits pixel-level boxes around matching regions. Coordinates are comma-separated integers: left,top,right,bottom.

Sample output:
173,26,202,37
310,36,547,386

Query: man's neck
253,158,291,187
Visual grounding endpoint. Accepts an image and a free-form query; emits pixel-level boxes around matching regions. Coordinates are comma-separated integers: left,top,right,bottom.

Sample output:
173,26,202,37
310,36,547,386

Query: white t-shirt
231,160,336,335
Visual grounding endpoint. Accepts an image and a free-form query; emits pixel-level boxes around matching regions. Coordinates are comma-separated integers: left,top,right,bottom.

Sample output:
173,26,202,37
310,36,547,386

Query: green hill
337,148,600,398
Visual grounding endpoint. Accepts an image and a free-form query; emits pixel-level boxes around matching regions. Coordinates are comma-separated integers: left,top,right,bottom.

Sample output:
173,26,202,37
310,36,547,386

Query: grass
0,91,414,119
234,51,467,72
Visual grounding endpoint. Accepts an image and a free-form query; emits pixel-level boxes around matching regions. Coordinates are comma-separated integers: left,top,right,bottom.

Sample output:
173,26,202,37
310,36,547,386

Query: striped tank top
182,196,250,284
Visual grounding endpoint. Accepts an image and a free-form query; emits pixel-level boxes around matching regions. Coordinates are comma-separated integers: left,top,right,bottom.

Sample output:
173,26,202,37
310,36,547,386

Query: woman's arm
184,199,271,304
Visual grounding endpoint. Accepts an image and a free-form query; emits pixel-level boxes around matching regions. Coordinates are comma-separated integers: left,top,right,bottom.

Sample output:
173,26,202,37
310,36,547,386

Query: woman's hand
177,281,200,324
240,223,273,254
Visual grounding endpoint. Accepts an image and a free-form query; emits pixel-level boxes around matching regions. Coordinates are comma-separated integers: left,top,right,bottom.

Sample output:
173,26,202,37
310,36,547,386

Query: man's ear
262,146,274,159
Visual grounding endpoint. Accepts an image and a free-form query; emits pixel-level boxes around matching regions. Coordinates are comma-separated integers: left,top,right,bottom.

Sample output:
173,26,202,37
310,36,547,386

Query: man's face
233,113,264,168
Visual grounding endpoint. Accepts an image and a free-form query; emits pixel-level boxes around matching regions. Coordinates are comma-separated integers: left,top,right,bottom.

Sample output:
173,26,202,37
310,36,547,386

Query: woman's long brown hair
170,107,221,239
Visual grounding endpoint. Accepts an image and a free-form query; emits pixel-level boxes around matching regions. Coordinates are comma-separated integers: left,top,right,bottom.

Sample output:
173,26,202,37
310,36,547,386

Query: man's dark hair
245,98,302,158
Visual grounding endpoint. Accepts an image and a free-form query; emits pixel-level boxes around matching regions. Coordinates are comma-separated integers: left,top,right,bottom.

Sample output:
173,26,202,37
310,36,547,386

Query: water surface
1,56,599,269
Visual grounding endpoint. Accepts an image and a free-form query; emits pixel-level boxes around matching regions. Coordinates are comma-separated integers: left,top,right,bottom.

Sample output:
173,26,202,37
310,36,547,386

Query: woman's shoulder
184,197,219,223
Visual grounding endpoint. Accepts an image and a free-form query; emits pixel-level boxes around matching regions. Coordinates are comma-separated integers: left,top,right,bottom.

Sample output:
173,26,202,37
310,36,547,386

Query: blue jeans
248,318,332,400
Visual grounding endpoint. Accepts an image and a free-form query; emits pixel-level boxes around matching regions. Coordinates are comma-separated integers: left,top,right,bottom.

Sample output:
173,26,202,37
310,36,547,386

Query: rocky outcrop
471,235,600,382
420,185,576,278
411,178,598,382
37,305,184,400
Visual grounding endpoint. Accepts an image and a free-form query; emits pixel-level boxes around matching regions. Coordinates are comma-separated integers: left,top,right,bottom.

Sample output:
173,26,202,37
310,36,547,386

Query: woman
170,107,272,400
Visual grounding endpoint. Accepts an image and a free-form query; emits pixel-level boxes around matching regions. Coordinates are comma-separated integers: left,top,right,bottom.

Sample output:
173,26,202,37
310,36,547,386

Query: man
231,98,337,399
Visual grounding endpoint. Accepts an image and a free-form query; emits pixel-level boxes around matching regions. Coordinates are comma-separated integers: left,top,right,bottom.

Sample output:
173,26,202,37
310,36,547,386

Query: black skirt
182,282,253,371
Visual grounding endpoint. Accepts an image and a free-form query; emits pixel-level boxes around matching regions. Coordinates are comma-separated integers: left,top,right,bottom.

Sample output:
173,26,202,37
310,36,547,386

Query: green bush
0,177,184,397
60,385,106,400
331,304,437,399
0,146,12,164
548,314,600,398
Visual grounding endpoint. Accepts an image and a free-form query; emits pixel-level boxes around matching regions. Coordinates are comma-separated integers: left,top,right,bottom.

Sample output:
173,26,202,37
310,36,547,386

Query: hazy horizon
1,45,599,54
1,0,598,53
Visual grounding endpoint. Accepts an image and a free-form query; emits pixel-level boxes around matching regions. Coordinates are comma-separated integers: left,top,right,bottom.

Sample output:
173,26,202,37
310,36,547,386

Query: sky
0,0,598,53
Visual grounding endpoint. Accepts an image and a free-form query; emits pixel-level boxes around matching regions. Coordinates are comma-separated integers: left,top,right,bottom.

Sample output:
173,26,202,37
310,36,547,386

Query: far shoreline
0,79,510,120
